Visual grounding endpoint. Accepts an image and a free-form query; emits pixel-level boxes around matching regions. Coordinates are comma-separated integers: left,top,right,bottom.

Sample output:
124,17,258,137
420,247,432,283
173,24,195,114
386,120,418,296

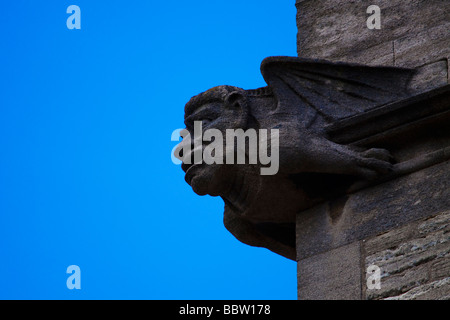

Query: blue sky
0,1,298,299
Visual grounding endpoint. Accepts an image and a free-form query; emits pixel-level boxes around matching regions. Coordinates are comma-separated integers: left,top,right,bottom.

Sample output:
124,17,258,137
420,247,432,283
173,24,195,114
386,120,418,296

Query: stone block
296,0,450,63
418,210,450,235
363,222,417,255
384,278,450,300
296,161,450,260
334,41,394,66
297,242,362,300
430,254,450,281
394,22,450,68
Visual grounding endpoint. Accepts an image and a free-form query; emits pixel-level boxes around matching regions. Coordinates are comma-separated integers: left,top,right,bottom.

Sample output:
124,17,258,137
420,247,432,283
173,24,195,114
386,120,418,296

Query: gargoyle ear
224,91,246,110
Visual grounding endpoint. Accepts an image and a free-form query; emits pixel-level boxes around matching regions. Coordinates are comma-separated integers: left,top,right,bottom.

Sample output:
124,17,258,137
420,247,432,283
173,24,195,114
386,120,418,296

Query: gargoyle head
177,84,282,195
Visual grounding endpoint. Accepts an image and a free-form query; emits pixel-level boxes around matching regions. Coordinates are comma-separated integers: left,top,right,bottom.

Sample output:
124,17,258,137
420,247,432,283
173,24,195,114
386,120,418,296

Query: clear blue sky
0,1,298,299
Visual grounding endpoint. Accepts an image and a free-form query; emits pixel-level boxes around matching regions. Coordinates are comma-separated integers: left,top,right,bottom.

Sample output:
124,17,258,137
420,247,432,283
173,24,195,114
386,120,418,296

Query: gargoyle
176,56,416,260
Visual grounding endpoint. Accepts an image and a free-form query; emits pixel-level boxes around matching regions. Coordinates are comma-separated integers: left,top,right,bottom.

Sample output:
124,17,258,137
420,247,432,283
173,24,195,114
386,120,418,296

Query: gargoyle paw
355,148,394,180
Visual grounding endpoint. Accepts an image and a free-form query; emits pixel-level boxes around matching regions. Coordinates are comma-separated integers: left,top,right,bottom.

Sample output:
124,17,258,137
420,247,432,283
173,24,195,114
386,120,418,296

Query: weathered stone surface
394,22,450,68
296,0,450,65
363,223,417,255
176,0,450,299
364,211,450,300
296,211,450,300
177,56,421,261
294,0,450,300
408,60,449,93
393,21,450,90
296,0,450,91
365,211,450,256
296,162,450,260
334,41,394,66
366,262,430,300
298,242,362,300
419,212,450,235
385,278,450,300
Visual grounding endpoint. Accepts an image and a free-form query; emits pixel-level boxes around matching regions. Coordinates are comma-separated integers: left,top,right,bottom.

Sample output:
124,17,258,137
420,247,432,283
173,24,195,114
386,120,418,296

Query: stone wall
295,0,450,300
365,210,450,300
297,160,450,300
296,0,450,90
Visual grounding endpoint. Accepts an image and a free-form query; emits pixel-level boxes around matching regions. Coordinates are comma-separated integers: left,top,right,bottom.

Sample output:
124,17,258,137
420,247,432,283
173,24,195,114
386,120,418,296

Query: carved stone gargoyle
176,56,418,260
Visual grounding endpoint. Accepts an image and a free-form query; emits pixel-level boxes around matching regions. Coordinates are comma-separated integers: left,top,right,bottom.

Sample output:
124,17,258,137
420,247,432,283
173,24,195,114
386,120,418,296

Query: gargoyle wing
260,56,416,130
